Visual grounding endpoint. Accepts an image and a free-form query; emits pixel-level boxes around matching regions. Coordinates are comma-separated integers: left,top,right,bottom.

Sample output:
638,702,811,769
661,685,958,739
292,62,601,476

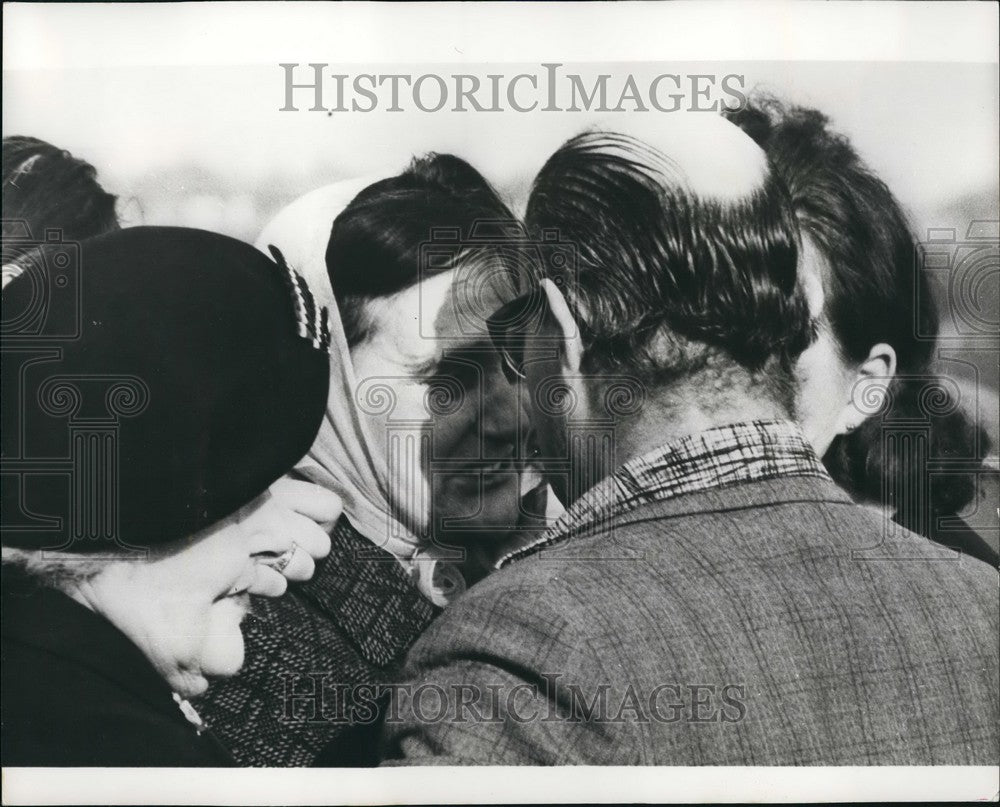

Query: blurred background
4,57,998,547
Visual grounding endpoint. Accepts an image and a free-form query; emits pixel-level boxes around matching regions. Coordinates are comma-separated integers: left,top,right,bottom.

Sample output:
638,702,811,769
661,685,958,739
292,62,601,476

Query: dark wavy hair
524,130,811,399
325,153,518,347
725,97,993,524
3,136,119,260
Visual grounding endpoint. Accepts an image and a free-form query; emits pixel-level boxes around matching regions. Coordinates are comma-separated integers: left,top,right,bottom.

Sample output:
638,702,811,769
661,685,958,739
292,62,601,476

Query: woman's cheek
197,598,249,679
479,473,522,529
438,471,521,531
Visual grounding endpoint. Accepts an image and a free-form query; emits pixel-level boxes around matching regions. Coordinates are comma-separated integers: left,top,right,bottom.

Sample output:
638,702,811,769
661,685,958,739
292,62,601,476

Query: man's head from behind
521,115,813,503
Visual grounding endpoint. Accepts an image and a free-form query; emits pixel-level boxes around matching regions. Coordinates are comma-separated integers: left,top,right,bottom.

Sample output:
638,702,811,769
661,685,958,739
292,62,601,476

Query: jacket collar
498,420,836,568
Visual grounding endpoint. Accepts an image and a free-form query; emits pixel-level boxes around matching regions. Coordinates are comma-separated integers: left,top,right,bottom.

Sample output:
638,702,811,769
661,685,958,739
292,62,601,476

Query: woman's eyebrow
409,341,496,380
409,354,442,378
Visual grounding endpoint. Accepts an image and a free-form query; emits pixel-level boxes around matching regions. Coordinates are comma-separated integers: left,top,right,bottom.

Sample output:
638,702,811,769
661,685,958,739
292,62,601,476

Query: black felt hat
1,226,331,552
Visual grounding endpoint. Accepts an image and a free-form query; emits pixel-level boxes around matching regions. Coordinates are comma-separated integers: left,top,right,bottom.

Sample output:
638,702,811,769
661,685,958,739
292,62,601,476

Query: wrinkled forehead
584,111,770,203
361,252,519,367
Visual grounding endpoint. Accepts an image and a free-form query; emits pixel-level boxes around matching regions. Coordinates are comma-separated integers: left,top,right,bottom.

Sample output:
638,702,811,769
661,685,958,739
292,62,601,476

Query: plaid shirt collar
498,419,830,569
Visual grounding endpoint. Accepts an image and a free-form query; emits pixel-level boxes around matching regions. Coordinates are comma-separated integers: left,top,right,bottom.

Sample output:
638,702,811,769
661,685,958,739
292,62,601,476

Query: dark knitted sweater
197,516,437,766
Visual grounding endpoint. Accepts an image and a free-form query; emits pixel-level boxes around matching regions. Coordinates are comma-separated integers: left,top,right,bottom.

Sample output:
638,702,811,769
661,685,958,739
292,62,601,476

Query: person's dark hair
523,130,812,394
2,136,119,262
326,153,519,347
725,97,992,522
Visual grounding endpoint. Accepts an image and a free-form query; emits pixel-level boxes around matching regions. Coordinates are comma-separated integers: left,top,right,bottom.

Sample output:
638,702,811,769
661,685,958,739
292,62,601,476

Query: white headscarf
256,178,465,607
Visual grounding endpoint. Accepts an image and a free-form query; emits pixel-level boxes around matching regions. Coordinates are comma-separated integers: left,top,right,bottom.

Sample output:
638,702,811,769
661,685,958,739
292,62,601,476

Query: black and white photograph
2,2,998,804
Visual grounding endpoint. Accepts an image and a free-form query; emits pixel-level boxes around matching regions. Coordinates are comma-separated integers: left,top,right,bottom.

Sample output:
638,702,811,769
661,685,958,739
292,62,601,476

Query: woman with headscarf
1,227,340,765
198,154,551,766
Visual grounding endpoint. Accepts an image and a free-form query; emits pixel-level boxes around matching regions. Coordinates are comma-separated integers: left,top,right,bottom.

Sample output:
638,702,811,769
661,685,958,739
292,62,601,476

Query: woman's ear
837,342,898,435
540,278,584,374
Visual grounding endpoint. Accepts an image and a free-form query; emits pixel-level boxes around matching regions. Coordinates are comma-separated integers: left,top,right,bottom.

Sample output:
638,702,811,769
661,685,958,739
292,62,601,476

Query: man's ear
540,278,584,374
838,342,898,435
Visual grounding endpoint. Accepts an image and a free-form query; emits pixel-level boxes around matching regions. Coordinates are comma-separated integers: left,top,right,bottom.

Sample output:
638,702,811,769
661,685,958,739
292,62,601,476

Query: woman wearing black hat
198,156,550,766
1,226,342,766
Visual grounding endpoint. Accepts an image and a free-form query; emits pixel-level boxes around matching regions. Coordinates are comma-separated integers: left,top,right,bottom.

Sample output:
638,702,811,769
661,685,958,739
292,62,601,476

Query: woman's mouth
216,579,253,603
481,454,516,475
463,439,521,477
224,591,252,621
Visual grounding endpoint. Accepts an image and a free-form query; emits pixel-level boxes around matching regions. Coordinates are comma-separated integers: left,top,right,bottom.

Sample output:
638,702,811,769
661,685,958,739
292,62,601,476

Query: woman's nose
482,366,526,427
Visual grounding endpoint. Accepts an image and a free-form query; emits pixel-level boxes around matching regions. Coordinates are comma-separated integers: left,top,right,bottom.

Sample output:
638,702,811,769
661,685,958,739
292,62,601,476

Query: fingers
245,498,332,561
243,481,339,594
282,509,332,561
250,563,288,598
269,478,343,533
247,508,330,591
273,543,316,583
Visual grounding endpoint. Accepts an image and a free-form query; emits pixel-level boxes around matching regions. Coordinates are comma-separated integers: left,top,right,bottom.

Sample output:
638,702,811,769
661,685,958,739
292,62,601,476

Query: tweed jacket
381,425,999,765
199,516,437,766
